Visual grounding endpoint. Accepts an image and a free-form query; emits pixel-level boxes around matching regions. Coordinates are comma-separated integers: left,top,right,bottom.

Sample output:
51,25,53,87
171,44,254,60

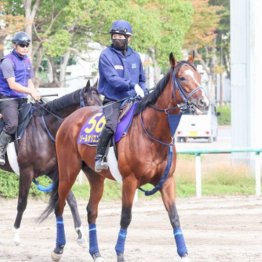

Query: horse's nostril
199,99,205,106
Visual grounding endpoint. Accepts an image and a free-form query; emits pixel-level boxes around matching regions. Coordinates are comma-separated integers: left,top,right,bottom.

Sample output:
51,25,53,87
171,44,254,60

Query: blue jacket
0,50,33,98
98,46,146,101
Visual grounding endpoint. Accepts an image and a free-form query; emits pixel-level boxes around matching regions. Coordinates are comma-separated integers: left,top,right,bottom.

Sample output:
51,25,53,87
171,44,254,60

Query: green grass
0,160,257,200
175,156,255,197
72,179,122,201
0,170,53,199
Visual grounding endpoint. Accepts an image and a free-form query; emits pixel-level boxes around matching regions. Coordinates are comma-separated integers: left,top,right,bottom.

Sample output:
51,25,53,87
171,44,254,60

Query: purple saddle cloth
78,103,137,146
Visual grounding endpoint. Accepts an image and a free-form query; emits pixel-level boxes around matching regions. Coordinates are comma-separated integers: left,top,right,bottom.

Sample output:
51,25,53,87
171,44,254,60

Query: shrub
217,104,231,125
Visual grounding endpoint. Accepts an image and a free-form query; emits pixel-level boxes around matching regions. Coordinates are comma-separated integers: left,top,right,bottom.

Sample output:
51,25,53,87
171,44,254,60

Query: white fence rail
177,148,262,198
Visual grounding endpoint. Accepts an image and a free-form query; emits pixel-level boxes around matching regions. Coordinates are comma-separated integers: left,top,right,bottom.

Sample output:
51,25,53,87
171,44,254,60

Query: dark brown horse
1,81,101,245
40,53,209,262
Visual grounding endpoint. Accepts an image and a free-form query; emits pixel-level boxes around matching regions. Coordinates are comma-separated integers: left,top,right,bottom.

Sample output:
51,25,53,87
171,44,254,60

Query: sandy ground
0,196,261,262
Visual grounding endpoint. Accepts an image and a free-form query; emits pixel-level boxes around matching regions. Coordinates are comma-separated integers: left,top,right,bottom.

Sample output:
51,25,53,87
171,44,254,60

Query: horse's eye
179,77,186,81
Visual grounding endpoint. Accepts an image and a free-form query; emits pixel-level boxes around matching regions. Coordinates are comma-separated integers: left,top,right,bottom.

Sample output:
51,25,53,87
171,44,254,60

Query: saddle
78,100,137,146
0,103,33,141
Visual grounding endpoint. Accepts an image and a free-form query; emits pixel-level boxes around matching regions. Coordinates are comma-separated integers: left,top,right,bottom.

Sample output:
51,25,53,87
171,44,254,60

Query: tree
184,0,227,102
33,0,194,86
0,1,24,57
88,0,194,70
0,0,196,87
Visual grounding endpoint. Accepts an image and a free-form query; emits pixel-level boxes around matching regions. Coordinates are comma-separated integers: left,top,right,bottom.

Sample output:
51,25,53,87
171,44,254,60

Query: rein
139,62,201,196
139,112,175,146
138,107,181,196
40,89,87,142
37,102,64,143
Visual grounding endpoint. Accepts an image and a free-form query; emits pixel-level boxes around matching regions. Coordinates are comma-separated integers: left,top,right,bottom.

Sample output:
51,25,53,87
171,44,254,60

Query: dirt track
0,196,261,262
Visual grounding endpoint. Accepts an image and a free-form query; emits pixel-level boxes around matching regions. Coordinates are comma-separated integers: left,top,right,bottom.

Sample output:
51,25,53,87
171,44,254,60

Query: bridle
139,61,204,196
148,61,204,115
172,61,203,104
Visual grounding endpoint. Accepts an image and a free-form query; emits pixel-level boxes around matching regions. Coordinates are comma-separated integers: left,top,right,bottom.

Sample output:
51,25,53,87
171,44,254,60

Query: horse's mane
135,71,171,114
44,88,81,113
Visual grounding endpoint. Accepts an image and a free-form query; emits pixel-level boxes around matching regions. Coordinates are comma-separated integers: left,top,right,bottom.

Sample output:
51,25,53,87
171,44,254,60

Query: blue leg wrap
56,216,66,248
115,228,127,255
89,223,99,255
173,228,188,257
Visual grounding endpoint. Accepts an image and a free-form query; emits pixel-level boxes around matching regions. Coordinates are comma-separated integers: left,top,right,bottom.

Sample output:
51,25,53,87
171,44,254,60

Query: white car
175,104,219,143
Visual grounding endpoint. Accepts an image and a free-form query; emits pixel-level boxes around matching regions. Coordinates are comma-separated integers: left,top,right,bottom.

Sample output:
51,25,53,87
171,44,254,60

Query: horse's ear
85,80,91,90
188,50,195,64
169,52,177,69
93,78,98,89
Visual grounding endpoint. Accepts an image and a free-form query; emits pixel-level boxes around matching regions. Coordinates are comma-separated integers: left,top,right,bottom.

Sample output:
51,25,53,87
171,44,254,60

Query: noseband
172,61,204,105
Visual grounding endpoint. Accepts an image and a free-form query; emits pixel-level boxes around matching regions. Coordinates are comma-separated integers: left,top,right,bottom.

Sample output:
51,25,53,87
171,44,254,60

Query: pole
195,153,202,198
255,152,261,196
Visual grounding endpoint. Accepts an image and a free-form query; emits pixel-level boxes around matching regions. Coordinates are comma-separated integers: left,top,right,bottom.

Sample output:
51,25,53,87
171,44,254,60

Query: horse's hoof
14,236,20,246
117,253,125,262
76,227,87,246
92,252,104,262
181,255,191,262
51,251,62,262
12,227,20,246
94,257,104,262
77,237,86,246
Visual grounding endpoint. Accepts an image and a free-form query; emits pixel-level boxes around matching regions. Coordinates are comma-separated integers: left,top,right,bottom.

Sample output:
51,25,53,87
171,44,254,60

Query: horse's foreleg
160,177,189,260
13,171,33,245
87,173,105,262
52,178,78,261
66,190,85,245
115,178,137,262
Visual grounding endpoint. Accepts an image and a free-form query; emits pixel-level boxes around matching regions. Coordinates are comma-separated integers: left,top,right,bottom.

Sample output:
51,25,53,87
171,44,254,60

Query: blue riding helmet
109,20,133,36
12,32,31,45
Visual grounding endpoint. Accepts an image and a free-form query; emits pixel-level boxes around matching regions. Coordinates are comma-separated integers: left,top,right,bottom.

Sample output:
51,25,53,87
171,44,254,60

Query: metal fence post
255,152,261,196
195,153,202,198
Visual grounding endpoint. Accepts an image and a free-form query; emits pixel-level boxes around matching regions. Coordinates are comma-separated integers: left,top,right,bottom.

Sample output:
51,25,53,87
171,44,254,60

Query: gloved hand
134,84,145,98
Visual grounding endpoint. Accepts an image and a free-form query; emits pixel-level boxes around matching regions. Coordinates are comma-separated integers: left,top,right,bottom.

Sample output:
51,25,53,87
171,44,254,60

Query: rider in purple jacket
0,32,41,165
95,20,147,172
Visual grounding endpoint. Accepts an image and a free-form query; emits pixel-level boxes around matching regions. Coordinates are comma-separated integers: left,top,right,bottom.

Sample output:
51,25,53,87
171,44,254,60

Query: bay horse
1,81,101,245
40,53,209,261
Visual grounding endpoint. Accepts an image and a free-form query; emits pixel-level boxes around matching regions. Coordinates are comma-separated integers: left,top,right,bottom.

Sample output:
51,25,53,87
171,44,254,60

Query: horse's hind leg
13,169,34,245
160,177,189,261
66,190,85,244
85,168,105,262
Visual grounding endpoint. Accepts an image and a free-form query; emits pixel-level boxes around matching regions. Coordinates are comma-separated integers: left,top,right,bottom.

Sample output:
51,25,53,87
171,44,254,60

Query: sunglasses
18,43,30,48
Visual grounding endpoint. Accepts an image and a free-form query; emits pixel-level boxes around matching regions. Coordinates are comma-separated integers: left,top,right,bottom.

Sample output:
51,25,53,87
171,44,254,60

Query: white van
175,104,219,143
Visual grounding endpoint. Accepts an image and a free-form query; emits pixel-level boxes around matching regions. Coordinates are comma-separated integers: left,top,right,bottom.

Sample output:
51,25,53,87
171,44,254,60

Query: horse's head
169,52,209,114
81,80,102,106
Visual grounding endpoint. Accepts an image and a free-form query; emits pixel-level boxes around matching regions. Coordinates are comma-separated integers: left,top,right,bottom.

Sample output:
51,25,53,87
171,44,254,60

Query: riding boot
0,130,12,165
95,128,113,172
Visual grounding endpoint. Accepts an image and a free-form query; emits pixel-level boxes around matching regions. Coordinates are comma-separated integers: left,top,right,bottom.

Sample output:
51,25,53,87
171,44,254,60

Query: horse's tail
38,176,59,223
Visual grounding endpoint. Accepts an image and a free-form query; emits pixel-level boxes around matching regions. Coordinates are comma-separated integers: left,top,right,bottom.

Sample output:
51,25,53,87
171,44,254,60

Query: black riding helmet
12,32,31,45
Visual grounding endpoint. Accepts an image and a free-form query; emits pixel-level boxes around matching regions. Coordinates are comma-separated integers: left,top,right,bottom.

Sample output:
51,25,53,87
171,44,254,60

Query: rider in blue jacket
95,20,147,172
0,32,41,165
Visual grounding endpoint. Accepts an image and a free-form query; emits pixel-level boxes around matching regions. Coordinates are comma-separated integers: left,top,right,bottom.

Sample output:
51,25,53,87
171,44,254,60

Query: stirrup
95,158,109,172
0,156,6,166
